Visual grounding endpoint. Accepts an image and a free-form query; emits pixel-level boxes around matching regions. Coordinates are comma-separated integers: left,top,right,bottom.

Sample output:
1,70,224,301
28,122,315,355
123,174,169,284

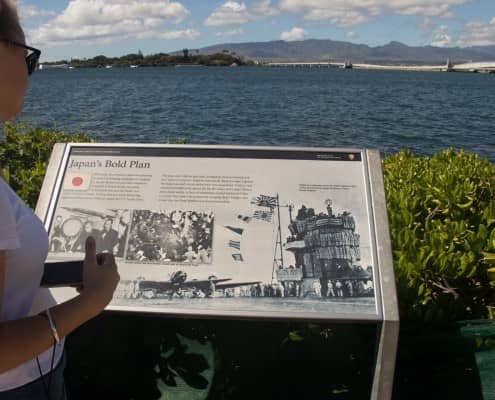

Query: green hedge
383,150,495,321
1,124,494,321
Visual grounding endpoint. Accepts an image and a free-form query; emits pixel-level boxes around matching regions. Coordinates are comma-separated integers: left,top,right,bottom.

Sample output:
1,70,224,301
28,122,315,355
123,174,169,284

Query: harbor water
20,67,495,161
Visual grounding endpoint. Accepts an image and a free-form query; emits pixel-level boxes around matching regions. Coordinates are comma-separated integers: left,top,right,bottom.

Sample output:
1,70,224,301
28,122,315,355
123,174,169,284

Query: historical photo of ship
279,199,373,299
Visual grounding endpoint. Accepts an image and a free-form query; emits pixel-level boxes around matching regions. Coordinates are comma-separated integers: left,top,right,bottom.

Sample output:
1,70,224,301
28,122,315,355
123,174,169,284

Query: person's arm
0,237,119,374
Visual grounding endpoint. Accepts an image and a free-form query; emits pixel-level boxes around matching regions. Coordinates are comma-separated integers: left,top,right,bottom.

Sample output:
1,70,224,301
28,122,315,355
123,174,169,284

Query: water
20,67,495,161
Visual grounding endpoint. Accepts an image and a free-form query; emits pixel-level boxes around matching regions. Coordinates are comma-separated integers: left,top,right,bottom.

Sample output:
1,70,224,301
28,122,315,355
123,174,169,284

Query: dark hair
0,0,23,41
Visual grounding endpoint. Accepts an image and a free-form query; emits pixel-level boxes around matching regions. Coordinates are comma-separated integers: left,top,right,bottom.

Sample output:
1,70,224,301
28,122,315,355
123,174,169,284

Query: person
71,221,97,253
49,215,66,252
114,211,129,258
96,218,118,253
0,1,120,398
184,245,197,264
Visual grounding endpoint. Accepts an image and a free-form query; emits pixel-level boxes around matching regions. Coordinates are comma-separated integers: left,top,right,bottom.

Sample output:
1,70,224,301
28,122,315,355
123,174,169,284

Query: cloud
277,0,470,27
304,9,369,27
215,28,244,37
346,31,358,40
418,17,437,31
280,26,307,41
399,5,454,18
205,2,249,26
205,0,278,26
251,0,279,17
417,18,452,46
457,17,495,46
137,29,200,40
17,3,56,20
428,23,453,47
27,0,191,47
432,33,452,47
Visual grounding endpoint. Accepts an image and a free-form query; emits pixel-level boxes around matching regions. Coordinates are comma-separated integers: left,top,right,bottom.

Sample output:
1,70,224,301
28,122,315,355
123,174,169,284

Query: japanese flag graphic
64,172,91,191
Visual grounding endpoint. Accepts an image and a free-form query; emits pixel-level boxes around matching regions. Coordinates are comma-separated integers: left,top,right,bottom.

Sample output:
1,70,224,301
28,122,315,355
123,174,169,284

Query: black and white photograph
281,200,374,299
48,208,131,258
113,195,375,317
126,210,214,264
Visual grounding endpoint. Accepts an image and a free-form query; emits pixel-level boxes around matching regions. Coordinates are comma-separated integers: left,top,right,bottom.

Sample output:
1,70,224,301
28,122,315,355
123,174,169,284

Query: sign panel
39,145,385,321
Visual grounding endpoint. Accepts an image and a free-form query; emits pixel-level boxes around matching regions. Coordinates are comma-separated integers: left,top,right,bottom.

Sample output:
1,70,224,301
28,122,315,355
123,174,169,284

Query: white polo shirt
0,179,64,391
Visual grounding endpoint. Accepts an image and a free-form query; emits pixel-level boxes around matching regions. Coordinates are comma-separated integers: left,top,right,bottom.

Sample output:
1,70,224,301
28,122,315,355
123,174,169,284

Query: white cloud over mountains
457,17,495,46
215,28,244,37
280,27,307,41
27,0,197,47
203,0,485,45
420,16,495,47
136,29,200,40
431,24,452,47
205,2,250,26
277,0,470,26
204,0,278,26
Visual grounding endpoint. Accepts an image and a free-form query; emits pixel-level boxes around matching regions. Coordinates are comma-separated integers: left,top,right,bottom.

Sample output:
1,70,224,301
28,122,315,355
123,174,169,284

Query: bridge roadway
265,61,495,73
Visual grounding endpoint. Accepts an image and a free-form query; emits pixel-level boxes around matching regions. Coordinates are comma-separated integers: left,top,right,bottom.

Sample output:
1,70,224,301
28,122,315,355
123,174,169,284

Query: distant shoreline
40,60,495,74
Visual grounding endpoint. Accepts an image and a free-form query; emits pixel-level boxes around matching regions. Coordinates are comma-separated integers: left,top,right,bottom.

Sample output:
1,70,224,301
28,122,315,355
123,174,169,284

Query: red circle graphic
72,177,84,187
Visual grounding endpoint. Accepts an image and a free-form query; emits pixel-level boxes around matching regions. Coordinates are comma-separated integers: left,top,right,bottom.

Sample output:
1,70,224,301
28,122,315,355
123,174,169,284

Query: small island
42,48,252,69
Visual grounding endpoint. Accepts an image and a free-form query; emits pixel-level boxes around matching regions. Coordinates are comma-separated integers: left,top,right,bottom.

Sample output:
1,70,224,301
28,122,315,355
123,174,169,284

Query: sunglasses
1,39,41,75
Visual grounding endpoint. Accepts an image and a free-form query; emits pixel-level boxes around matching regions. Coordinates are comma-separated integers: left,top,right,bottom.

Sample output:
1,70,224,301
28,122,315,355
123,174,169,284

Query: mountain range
194,39,495,64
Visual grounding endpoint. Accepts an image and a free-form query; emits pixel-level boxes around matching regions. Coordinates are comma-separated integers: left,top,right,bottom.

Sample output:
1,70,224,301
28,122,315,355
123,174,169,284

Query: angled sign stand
36,144,399,399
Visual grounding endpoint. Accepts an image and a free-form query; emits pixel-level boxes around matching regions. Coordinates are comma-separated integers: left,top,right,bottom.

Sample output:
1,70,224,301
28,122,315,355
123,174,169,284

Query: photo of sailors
48,208,130,258
126,210,214,264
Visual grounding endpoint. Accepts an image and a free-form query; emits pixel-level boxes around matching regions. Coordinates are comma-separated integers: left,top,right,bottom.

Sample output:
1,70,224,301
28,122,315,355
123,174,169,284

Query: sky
15,0,495,61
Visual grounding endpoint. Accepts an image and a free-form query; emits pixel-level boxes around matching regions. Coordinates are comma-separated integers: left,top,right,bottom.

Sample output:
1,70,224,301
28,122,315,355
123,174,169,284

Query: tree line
44,50,252,68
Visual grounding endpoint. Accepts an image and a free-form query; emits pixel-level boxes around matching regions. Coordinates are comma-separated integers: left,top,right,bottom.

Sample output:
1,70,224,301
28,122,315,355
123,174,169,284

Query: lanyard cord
36,340,57,400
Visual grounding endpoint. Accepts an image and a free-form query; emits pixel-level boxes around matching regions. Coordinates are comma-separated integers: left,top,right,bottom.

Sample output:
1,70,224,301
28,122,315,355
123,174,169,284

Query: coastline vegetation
1,123,494,322
43,49,251,68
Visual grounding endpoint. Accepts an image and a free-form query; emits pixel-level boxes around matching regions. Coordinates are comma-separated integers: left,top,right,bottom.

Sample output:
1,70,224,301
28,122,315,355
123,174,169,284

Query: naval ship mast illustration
268,196,373,298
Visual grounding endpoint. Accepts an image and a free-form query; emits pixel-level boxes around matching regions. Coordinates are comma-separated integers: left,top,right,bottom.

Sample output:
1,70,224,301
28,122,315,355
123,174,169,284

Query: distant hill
194,39,495,64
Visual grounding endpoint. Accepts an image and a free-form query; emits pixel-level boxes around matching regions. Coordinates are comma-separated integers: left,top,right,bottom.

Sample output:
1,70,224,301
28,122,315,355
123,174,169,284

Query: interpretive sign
36,145,395,320
36,144,399,399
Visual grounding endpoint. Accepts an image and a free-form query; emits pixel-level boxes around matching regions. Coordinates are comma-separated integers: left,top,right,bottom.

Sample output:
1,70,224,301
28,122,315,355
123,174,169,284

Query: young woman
0,0,120,398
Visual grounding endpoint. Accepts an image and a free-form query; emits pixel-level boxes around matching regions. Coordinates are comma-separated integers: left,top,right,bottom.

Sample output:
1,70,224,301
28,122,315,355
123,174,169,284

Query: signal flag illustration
251,194,277,209
253,210,273,222
224,225,244,236
228,240,241,250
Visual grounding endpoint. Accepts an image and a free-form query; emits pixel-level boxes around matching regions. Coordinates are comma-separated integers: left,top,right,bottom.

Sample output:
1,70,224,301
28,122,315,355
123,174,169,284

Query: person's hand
80,236,120,313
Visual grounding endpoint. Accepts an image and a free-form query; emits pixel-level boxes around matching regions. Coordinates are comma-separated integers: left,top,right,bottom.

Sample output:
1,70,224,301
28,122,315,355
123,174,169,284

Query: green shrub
0,123,92,209
383,149,495,321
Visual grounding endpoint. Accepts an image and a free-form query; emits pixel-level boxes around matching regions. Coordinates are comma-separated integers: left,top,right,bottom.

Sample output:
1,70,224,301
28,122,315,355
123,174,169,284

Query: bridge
265,60,495,73
265,61,344,68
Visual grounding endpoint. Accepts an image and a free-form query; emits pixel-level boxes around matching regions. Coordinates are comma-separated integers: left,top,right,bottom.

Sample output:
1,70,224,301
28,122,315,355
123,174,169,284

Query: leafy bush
0,123,92,209
383,149,495,321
